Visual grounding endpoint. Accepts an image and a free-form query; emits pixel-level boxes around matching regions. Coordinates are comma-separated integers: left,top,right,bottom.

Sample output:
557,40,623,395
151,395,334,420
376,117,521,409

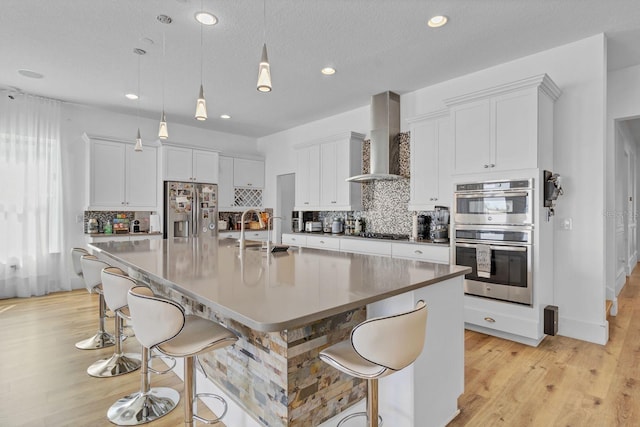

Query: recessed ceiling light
18,69,44,79
125,93,139,100
428,15,448,28
321,67,336,76
195,11,218,26
220,114,231,119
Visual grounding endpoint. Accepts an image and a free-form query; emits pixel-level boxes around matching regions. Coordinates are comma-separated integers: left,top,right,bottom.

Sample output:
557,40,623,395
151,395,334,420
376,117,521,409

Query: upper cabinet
444,74,561,175
233,158,265,188
218,156,235,208
407,110,452,210
163,145,219,183
84,135,158,210
295,132,364,211
218,156,265,210
295,145,321,210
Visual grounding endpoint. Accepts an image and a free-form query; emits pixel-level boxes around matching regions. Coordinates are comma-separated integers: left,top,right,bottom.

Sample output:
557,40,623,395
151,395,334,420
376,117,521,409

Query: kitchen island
89,237,470,427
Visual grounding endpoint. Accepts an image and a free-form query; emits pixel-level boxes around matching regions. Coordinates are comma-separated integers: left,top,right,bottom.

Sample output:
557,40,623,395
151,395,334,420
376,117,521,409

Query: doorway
613,118,639,301
275,173,295,243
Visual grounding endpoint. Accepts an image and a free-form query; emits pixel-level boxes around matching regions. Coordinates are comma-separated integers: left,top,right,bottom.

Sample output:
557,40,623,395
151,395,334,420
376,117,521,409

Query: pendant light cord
200,0,204,86
137,51,141,124
263,0,266,43
162,32,166,111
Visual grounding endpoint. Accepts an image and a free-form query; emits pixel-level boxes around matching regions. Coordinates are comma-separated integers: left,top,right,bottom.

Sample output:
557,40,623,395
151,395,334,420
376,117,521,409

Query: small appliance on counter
292,211,315,232
131,219,141,233
305,221,323,232
430,206,449,243
331,217,343,234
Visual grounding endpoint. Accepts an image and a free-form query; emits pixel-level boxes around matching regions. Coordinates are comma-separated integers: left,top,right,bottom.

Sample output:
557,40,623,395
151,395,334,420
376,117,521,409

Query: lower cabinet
280,234,450,263
463,295,543,345
85,234,162,244
391,242,450,263
306,235,340,251
219,230,268,241
340,238,392,257
282,234,307,247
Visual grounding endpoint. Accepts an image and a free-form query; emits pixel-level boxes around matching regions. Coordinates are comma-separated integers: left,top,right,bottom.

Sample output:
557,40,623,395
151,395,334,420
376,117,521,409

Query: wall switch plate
560,218,572,230
76,214,84,223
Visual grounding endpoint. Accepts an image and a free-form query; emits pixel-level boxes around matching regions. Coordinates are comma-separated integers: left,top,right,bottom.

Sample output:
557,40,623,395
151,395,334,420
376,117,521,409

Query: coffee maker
430,206,449,243
292,211,314,232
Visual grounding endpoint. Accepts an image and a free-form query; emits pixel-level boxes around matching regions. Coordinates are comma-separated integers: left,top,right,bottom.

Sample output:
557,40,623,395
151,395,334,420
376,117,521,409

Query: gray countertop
89,237,468,332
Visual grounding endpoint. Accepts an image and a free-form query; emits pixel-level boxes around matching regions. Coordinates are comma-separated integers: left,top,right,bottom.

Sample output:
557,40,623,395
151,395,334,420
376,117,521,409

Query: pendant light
256,0,272,92
157,15,172,139
133,48,146,151
195,0,207,120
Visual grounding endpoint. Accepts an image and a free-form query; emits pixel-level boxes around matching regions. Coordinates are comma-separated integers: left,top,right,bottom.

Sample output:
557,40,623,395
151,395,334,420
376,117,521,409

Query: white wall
61,103,259,288
259,34,609,344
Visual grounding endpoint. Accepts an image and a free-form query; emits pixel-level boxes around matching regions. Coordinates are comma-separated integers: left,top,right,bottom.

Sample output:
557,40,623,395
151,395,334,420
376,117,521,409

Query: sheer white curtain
0,92,68,298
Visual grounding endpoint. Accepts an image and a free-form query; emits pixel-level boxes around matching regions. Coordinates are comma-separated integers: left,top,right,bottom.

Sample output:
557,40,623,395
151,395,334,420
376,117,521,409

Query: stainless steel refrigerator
164,181,218,239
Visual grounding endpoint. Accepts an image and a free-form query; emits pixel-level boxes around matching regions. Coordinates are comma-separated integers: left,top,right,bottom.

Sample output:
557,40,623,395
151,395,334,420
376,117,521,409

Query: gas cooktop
357,232,410,241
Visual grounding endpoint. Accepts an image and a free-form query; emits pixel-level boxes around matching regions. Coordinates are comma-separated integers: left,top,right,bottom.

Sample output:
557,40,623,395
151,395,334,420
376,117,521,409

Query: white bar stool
126,286,238,427
75,253,116,350
319,300,428,427
102,268,180,426
87,267,142,378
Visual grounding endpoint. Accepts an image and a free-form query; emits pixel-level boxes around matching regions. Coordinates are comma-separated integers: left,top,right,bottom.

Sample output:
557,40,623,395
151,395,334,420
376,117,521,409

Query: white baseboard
558,316,609,345
465,323,544,347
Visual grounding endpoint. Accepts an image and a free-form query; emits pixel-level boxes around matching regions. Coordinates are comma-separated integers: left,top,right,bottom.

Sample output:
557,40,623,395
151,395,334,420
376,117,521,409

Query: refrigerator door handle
193,187,198,237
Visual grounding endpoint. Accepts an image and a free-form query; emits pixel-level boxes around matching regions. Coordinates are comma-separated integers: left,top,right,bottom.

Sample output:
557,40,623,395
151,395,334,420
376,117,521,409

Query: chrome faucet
266,216,282,253
239,209,265,250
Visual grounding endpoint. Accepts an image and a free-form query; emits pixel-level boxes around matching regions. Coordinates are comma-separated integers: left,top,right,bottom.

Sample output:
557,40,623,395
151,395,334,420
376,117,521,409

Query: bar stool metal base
336,412,383,427
75,331,116,350
87,353,142,378
107,387,180,426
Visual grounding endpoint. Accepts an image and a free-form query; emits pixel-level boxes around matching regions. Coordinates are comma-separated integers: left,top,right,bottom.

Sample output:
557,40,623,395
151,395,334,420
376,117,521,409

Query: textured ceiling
1,0,640,139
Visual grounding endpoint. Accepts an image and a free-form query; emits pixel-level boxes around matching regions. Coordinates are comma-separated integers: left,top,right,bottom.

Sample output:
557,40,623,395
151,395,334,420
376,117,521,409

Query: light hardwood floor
2,268,640,426
0,289,219,427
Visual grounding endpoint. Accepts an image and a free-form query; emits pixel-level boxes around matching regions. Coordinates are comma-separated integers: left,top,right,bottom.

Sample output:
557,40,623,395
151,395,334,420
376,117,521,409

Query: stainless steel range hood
346,91,403,182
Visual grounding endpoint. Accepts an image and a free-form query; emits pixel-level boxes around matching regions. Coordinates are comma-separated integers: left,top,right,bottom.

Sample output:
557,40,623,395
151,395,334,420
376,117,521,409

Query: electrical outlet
560,218,572,230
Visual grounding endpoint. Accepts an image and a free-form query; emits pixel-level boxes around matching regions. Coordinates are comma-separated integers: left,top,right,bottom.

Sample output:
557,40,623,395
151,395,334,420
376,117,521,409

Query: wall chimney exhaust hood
346,91,403,183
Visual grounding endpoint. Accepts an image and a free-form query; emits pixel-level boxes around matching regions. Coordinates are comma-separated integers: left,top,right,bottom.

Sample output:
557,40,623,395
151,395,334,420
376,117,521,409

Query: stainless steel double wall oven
453,179,534,305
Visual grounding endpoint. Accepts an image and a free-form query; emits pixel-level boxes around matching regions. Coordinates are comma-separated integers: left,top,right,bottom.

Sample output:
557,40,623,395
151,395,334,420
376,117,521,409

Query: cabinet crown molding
295,131,366,149
443,74,562,107
82,132,162,147
406,109,450,124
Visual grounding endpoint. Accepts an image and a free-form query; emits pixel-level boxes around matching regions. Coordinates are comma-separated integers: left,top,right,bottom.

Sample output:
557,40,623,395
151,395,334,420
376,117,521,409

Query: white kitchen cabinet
244,230,269,241
319,132,364,211
163,145,219,183
282,233,307,247
295,132,364,211
444,74,561,175
85,135,158,210
85,233,162,244
391,242,449,264
407,110,451,210
218,156,235,209
294,145,321,210
233,158,265,188
306,235,340,251
340,238,392,256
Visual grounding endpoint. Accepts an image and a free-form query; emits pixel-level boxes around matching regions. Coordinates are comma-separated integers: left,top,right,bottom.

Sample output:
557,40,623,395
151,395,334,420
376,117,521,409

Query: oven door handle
455,242,528,252
454,191,530,199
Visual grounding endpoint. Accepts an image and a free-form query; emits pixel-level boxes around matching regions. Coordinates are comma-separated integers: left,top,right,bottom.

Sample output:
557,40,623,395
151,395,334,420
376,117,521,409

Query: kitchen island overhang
89,237,470,427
